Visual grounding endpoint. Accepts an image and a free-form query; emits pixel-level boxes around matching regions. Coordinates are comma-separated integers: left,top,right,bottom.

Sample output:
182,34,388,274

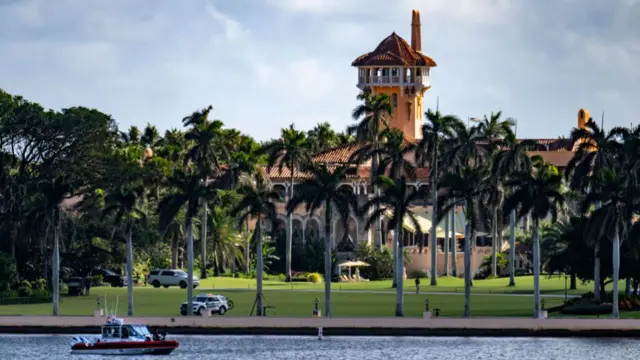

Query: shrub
17,280,33,297
91,274,104,287
354,243,394,280
307,273,323,283
33,278,47,292
408,269,428,279
0,253,19,292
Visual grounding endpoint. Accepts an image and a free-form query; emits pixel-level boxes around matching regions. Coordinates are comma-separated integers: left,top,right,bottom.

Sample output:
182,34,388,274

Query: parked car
67,277,84,296
90,269,127,287
180,293,234,315
148,269,199,289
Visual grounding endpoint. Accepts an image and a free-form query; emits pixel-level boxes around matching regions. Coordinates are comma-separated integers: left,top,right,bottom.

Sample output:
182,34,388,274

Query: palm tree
30,175,75,316
493,135,535,285
361,175,426,316
263,124,310,282
541,216,587,290
286,164,358,317
477,112,516,278
307,122,338,153
230,172,281,316
567,119,625,300
349,91,393,250
158,169,218,315
102,184,146,316
438,165,492,317
504,157,565,318
183,107,228,279
417,109,459,285
351,128,416,180
583,169,640,318
206,206,245,275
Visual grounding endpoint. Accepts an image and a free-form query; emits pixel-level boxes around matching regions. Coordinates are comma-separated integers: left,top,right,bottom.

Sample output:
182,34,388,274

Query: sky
0,0,638,141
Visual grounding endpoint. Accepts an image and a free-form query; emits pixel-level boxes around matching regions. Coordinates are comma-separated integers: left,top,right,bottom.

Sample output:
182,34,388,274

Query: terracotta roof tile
527,151,574,168
352,33,437,67
312,143,363,164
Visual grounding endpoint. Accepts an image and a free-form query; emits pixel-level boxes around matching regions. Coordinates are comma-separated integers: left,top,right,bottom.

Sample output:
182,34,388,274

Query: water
1,335,639,359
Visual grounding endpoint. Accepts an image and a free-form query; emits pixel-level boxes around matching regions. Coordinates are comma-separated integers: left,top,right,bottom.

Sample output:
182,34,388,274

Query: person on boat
122,326,129,339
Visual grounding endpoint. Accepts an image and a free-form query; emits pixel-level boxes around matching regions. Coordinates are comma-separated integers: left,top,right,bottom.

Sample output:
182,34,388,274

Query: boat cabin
101,318,152,340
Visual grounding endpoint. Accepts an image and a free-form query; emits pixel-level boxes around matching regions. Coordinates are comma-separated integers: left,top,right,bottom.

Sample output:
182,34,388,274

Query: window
149,270,159,276
392,93,398,107
161,270,175,276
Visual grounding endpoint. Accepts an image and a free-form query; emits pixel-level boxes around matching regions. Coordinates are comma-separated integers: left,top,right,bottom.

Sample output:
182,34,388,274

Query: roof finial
411,9,422,52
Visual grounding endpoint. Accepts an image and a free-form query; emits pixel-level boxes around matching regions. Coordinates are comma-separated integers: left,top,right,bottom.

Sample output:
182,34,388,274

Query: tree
438,165,492,318
102,184,146,316
158,169,219,315
349,91,393,250
477,112,516,278
567,119,624,300
361,175,425,316
492,135,535,285
263,124,310,282
183,107,228,280
583,168,640,318
286,164,358,317
230,172,280,316
504,157,565,318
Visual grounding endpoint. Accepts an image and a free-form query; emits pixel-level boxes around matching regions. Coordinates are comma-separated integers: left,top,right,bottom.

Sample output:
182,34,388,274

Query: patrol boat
70,316,179,355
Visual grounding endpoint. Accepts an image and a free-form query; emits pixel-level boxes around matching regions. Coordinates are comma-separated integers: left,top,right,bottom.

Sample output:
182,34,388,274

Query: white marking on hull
71,347,174,355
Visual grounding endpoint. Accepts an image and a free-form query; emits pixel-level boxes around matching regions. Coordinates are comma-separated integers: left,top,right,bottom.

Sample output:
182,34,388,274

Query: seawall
0,316,639,337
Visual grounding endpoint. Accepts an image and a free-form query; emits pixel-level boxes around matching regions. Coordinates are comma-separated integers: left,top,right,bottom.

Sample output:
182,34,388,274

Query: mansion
261,10,582,278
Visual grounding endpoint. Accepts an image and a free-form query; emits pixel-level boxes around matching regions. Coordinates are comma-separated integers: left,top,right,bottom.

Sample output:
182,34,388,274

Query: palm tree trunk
126,225,134,316
255,217,264,316
491,208,498,277
594,241,601,301
463,202,471,318
430,148,438,285
200,199,208,279
509,209,516,286
625,277,631,296
286,171,294,282
593,201,601,300
392,224,398,289
52,217,60,316
532,217,541,318
245,218,251,273
612,225,620,319
186,219,194,316
444,208,449,276
451,208,457,277
372,152,382,250
323,204,332,317
395,221,404,316
171,236,178,269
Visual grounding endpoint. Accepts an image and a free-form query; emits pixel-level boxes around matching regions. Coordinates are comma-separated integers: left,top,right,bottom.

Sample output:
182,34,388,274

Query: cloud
0,0,637,142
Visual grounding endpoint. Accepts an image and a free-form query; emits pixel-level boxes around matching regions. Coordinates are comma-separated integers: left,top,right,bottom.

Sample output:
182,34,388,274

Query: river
0,335,637,359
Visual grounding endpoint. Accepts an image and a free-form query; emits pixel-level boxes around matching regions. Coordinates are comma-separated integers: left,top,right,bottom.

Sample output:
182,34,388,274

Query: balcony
357,75,430,89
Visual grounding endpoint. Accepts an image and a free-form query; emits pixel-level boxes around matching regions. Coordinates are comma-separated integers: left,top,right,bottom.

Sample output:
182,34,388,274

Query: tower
351,10,437,141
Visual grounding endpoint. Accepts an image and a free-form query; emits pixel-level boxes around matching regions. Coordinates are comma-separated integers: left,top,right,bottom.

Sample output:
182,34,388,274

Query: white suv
148,269,199,289
180,294,234,316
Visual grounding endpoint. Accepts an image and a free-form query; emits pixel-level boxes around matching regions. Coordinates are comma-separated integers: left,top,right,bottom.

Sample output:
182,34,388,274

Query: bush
90,274,104,287
17,280,33,297
307,273,323,283
33,278,47,292
0,253,19,292
408,269,428,279
354,243,394,280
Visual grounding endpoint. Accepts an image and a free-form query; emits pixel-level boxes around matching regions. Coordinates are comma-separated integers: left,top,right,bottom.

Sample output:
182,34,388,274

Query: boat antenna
601,111,604,129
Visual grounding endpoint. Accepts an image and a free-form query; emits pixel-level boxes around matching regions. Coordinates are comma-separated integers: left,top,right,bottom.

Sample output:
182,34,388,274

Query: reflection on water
0,334,638,360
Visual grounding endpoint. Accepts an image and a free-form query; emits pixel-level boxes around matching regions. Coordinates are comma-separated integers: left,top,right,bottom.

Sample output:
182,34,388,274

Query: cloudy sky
0,0,638,141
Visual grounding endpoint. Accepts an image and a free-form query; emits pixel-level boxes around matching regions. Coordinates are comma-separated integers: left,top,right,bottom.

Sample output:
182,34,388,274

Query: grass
0,276,601,318
199,275,598,295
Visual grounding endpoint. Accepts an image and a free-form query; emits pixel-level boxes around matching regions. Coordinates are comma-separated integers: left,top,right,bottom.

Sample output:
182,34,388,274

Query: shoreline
1,326,640,338
1,315,640,337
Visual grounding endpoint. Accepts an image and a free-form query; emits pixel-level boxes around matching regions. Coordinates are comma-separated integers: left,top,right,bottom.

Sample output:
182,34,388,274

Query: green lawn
0,285,566,318
1,276,632,318
200,275,598,295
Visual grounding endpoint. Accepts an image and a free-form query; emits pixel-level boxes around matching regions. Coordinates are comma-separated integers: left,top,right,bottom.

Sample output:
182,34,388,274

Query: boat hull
71,340,179,355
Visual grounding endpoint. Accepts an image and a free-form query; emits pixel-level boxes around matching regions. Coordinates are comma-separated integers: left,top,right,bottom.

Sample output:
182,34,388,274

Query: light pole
564,274,568,303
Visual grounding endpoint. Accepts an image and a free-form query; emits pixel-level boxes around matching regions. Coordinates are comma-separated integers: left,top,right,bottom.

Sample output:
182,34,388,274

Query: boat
70,316,179,355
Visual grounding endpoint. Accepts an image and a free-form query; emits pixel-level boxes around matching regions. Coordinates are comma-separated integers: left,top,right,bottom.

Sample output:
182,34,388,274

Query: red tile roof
352,33,437,67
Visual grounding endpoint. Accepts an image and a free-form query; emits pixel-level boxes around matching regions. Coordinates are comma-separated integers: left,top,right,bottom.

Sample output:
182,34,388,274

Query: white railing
357,75,430,87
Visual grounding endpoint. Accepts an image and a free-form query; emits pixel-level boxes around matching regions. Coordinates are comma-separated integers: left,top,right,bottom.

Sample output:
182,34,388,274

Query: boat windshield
130,325,151,337
102,325,121,338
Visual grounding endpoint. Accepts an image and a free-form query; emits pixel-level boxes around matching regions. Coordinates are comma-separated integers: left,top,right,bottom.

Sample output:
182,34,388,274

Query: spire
411,9,422,52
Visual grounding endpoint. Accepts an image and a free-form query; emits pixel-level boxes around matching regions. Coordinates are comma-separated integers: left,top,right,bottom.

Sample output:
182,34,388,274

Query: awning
383,209,464,238
337,260,369,267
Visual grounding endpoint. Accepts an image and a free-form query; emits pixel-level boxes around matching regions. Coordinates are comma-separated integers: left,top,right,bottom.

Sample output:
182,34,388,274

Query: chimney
411,9,422,52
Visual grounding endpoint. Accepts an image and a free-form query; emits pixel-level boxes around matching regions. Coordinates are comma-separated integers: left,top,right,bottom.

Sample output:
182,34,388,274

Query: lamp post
564,274,568,303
